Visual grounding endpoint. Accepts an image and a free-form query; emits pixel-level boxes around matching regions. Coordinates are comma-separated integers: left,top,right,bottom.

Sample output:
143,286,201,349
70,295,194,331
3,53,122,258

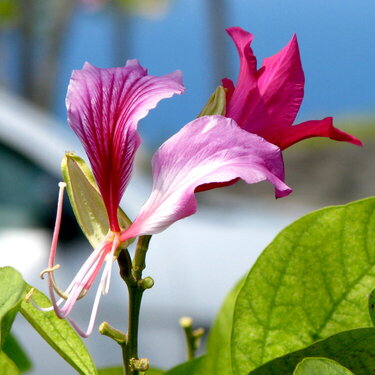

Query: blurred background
0,0,374,373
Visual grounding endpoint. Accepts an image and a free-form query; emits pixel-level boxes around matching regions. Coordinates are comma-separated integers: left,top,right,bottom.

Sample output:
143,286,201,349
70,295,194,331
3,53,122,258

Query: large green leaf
0,351,20,375
232,197,375,374
250,328,375,375
0,267,26,347
62,153,133,248
165,357,204,375
194,278,245,375
20,285,97,375
3,334,32,372
293,358,354,375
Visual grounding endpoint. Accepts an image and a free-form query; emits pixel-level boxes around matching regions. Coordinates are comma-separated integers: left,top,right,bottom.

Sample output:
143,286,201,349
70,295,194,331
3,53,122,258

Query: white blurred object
0,228,48,278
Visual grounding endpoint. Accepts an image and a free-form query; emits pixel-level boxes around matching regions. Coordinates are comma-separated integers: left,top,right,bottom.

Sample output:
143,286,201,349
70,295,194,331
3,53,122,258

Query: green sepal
198,86,226,117
61,153,134,248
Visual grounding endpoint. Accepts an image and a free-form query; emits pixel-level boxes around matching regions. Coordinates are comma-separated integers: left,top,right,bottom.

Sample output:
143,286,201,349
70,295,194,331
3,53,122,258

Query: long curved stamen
67,260,112,338
40,182,112,320
39,182,122,336
37,182,68,315
57,247,109,318
61,235,120,337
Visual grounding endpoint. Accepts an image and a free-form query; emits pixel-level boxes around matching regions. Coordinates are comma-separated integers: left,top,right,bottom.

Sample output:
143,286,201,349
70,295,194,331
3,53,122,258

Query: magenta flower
223,27,362,150
45,60,291,336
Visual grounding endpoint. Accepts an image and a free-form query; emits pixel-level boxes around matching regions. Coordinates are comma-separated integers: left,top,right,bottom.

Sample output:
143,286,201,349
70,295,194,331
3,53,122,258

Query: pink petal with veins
120,115,291,241
66,60,184,231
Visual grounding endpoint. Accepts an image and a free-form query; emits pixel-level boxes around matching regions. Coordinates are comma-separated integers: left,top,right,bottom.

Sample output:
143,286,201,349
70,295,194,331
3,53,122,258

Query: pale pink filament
44,182,120,337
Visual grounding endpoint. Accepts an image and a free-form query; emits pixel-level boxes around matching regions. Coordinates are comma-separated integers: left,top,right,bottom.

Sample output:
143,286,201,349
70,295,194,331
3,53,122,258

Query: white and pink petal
120,115,291,241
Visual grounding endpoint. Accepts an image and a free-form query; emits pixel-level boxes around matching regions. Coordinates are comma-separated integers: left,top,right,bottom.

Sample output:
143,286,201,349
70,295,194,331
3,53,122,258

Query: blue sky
8,0,375,147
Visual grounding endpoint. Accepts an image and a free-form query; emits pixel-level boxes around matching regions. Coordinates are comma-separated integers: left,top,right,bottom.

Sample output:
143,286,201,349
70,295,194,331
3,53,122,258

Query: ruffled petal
224,27,362,150
225,27,263,127
66,60,184,230
257,34,305,128
120,115,291,241
263,117,363,150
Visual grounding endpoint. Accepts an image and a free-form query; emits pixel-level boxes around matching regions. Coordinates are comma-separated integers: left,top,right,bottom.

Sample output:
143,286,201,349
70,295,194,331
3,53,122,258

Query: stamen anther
24,288,35,303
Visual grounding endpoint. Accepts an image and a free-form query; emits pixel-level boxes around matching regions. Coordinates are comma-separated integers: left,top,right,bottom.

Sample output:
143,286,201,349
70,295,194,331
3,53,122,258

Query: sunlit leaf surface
293,357,354,375
251,328,375,375
232,198,375,374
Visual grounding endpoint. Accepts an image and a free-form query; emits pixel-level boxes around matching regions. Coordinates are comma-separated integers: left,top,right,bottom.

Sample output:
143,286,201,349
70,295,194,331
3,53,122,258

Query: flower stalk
117,236,153,375
179,317,205,360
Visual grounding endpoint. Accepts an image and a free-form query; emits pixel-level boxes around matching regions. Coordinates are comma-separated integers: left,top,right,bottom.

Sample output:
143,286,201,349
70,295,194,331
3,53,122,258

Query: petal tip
275,186,293,199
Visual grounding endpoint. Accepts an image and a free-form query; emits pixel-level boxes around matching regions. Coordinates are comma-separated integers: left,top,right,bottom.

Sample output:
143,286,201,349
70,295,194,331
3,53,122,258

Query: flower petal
66,60,184,231
262,117,363,150
120,115,291,241
225,27,264,128
257,34,305,128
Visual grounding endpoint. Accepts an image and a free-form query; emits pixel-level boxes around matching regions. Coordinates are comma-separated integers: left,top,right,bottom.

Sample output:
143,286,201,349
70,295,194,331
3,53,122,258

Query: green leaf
232,197,375,374
165,357,204,375
0,267,26,347
250,328,375,375
146,369,164,375
62,153,133,248
0,351,20,375
293,357,354,375
368,287,375,325
20,285,97,375
198,86,226,117
194,278,245,375
3,334,32,372
98,367,163,375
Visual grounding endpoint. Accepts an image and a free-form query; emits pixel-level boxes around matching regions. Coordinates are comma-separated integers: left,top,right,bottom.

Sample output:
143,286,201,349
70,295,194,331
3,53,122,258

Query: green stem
132,235,152,280
123,284,144,375
179,317,204,360
118,237,152,375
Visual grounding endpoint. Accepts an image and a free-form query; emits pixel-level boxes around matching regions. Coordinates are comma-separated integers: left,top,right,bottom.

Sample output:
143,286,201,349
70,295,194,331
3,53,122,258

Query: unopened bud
179,316,193,328
138,276,154,290
130,357,149,372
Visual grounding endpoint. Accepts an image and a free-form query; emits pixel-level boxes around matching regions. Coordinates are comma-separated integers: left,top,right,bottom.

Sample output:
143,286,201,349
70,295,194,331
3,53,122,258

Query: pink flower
223,27,362,150
45,60,291,336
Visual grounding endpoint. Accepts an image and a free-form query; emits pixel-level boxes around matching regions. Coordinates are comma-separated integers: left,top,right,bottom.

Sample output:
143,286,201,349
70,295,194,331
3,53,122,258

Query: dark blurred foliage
0,140,82,241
